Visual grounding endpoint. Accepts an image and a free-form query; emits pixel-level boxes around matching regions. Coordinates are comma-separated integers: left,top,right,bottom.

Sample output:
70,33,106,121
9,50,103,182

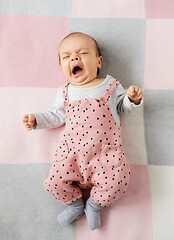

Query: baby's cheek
62,65,69,77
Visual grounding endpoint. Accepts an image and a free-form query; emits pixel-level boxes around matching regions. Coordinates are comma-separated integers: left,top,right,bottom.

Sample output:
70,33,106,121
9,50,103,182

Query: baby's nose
70,54,80,61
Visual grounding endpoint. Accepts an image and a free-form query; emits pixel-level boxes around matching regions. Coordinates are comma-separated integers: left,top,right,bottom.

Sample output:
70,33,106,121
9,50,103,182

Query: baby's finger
133,86,139,95
26,127,32,131
136,89,144,98
22,114,29,123
25,123,33,131
137,92,144,100
28,114,35,124
129,86,136,96
134,93,144,103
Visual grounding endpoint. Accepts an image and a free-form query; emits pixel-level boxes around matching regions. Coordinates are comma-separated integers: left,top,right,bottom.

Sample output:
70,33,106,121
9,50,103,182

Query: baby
23,32,144,231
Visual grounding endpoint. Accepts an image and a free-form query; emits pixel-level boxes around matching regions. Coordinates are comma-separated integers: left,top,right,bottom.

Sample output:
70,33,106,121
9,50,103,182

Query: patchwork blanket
0,1,174,239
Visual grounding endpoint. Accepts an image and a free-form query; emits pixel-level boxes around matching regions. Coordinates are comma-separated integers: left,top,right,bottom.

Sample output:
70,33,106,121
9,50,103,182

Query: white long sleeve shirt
34,75,142,129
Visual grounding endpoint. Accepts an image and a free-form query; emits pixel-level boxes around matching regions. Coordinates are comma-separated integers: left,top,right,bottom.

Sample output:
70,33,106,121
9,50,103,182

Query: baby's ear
97,56,103,69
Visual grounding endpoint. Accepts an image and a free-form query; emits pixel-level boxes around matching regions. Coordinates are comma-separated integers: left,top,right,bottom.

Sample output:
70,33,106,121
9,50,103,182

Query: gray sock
84,197,103,231
57,198,84,226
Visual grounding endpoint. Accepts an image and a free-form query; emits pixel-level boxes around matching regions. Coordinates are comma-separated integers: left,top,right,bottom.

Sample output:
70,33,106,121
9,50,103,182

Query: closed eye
80,52,88,55
63,56,70,60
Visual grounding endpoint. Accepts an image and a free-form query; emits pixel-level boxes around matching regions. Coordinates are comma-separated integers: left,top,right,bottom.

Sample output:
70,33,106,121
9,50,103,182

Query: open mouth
72,65,83,76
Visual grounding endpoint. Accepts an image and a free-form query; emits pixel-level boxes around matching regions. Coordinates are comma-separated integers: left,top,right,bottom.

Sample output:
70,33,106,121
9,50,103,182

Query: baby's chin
68,75,95,88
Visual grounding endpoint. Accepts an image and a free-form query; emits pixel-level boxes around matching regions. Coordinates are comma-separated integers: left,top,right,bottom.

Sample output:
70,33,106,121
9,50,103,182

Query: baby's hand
22,114,36,131
127,86,144,105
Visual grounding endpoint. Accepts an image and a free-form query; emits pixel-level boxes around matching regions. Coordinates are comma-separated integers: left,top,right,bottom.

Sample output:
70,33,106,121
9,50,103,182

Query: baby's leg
44,162,83,204
84,197,103,231
57,198,84,226
44,162,84,226
85,161,130,230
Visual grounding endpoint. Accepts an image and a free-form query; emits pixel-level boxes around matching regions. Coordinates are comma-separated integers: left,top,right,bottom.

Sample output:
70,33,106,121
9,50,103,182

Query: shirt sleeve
115,83,143,114
33,87,66,129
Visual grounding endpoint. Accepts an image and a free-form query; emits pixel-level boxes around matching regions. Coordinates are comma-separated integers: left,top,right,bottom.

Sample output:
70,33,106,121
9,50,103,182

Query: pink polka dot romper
44,79,131,207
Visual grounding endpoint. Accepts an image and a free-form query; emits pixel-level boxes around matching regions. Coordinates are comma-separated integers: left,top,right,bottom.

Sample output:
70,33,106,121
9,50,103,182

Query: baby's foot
84,197,103,231
57,198,84,226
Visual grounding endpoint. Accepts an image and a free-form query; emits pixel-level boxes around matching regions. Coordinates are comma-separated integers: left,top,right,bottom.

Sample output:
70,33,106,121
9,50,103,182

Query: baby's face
59,35,103,87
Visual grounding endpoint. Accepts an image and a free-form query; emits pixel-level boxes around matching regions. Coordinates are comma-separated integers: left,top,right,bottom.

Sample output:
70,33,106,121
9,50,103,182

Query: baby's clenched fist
22,114,36,131
127,86,144,105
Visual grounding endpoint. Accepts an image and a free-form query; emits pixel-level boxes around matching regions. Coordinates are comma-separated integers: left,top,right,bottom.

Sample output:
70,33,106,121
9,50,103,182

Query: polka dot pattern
44,79,130,206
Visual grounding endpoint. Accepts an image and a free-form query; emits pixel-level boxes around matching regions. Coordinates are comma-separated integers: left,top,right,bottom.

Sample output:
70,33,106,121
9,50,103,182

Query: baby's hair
58,32,102,74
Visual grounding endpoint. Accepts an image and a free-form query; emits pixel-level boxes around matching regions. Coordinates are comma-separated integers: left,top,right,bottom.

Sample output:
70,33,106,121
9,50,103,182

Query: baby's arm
22,88,66,131
115,83,143,114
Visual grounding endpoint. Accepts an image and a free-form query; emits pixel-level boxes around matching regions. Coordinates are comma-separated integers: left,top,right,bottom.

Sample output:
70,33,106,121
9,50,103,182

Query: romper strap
103,79,120,102
62,82,70,108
